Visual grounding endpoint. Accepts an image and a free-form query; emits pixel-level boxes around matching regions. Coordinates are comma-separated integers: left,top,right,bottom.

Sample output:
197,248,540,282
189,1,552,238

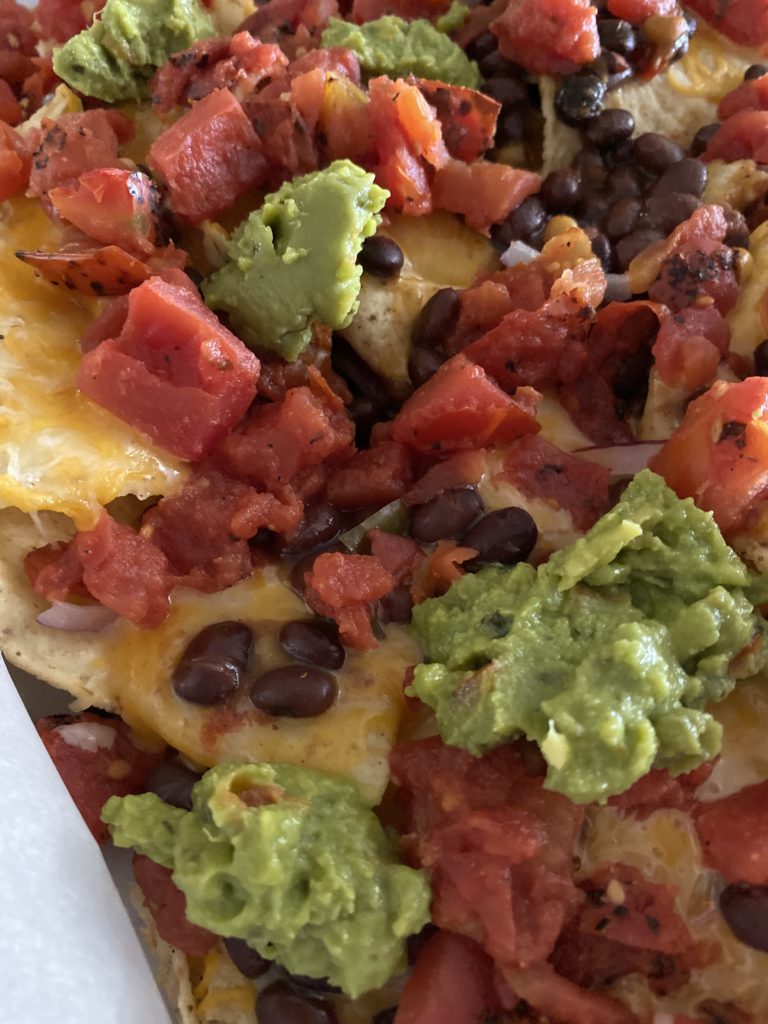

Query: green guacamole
102,762,430,997
411,471,768,804
321,15,480,88
53,0,215,103
202,160,388,361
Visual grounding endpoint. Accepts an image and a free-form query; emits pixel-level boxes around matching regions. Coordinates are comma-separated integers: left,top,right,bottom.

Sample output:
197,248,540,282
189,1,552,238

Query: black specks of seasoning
90,281,105,296
458,99,472,115
719,420,747,448
612,904,629,917
594,917,611,932
539,463,565,476
645,914,660,934
587,888,605,907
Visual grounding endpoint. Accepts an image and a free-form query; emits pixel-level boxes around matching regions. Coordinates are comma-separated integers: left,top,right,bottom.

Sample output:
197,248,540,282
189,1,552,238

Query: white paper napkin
0,657,172,1024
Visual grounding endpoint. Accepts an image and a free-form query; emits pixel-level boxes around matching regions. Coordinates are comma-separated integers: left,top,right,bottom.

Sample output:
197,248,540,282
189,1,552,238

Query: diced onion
501,240,538,268
56,722,116,753
36,601,117,632
574,441,665,478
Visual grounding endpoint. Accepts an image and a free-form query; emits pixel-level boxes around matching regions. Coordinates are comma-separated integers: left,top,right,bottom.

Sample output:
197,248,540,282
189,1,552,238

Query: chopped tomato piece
214,386,354,491
404,449,487,506
684,0,768,47
448,264,555,353
81,295,130,353
391,738,584,969
608,762,715,819
26,109,131,197
78,275,260,461
498,964,639,1024
326,441,415,509
35,0,105,42
319,73,372,163
410,540,477,603
718,75,768,119
491,0,599,75
238,0,339,50
149,88,267,224
391,355,541,455
369,530,423,583
417,80,499,163
607,0,676,19
432,160,541,234
649,378,768,534
49,169,159,258
703,110,768,164
304,551,394,648
395,931,499,1024
498,435,611,531
368,76,436,216
0,79,20,125
36,712,164,843
16,245,151,296
0,119,29,199
694,781,768,884
133,855,216,957
652,306,729,391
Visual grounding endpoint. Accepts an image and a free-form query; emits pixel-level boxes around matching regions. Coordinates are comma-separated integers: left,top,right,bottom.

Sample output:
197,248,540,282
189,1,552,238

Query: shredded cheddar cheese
667,24,749,101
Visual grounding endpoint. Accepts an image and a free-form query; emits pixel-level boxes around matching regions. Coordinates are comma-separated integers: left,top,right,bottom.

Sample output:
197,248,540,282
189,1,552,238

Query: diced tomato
703,110,768,164
391,738,585,969
404,449,487,506
694,781,768,884
35,0,105,42
368,76,435,216
416,80,499,164
214,386,354,491
607,0,676,20
26,109,131,198
319,73,372,163
78,275,260,462
132,855,216,957
684,0,768,47
0,79,20,125
246,92,320,184
49,169,159,258
238,0,339,48
718,75,768,119
432,159,541,234
149,88,267,225
649,378,768,535
304,551,394,648
391,355,540,456
649,248,738,317
36,712,164,843
0,119,29,199
491,0,600,75
16,245,152,297
498,435,611,531
369,530,423,583
608,762,715,819
351,0,449,18
81,296,130,353
448,265,555,353
652,306,729,391
410,540,478,603
395,931,500,1024
326,441,415,509
498,963,640,1024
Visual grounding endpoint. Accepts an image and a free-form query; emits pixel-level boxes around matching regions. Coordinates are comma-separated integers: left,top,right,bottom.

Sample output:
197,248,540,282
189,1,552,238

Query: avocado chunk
53,0,215,103
203,160,388,361
103,762,430,997
411,470,768,804
321,14,480,88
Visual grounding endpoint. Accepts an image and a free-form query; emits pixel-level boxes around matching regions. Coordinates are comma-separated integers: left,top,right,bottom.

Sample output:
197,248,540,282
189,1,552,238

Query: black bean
408,345,444,388
613,346,653,401
541,168,583,212
572,149,607,189
289,975,342,995
555,72,606,126
478,51,518,78
607,165,643,198
579,195,610,227
719,883,768,952
410,487,485,544
279,619,345,671
745,63,768,80
145,759,201,810
644,191,700,233
411,288,460,349
256,981,337,1024
690,122,719,158
634,132,685,175
283,503,340,557
496,106,525,144
754,339,768,375
585,108,635,149
172,622,253,706
598,18,637,57
251,666,338,717
492,196,546,248
482,75,527,106
466,30,497,61
357,236,403,278
604,51,633,91
331,337,386,401
590,231,614,272
604,196,641,240
616,228,664,270
462,507,538,567
723,206,750,249
379,583,413,624
372,1010,397,1024
347,396,382,448
223,937,272,979
653,157,708,197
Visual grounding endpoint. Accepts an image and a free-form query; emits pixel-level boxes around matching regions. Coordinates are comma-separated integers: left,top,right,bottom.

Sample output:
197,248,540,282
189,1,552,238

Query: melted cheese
728,221,768,358
667,24,752,101
0,198,186,528
105,570,420,803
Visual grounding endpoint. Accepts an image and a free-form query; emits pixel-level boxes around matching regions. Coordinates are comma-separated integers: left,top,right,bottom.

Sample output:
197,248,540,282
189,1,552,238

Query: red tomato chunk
133,855,216,957
694,781,768,885
26,109,131,197
492,0,600,75
304,551,394,648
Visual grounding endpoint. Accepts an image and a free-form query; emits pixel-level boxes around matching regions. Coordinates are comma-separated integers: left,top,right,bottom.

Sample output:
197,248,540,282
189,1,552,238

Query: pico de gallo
3,0,768,1021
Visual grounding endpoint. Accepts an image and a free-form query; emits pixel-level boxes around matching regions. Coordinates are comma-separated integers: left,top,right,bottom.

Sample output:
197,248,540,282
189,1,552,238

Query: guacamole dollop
321,15,481,88
102,762,430,997
411,471,768,804
203,160,388,361
53,0,215,104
